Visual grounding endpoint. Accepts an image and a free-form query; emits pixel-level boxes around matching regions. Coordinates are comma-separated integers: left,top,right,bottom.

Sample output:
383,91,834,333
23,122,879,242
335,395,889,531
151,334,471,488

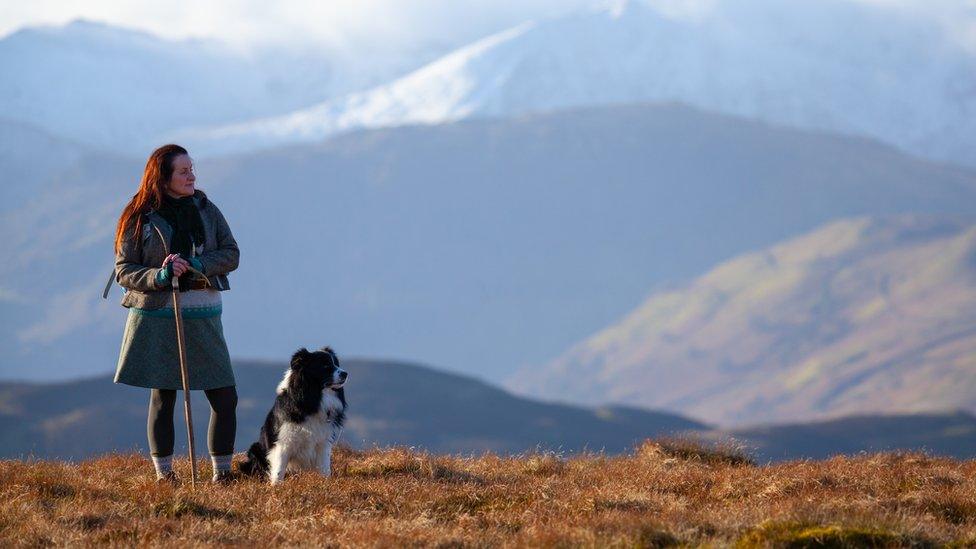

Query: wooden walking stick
171,273,198,488
153,223,198,488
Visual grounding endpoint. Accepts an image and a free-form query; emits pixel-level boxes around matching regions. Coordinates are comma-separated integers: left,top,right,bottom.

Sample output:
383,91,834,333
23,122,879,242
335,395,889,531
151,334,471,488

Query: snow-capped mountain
174,0,976,166
0,19,450,155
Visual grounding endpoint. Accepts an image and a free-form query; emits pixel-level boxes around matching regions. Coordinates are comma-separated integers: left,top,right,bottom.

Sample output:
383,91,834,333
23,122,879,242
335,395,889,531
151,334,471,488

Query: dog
238,346,347,484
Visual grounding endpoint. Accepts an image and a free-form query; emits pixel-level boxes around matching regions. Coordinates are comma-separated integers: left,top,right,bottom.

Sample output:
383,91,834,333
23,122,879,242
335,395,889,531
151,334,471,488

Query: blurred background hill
2,359,973,462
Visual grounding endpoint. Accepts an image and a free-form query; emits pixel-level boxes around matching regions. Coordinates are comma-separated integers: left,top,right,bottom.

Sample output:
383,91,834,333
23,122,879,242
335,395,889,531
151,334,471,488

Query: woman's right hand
162,254,190,277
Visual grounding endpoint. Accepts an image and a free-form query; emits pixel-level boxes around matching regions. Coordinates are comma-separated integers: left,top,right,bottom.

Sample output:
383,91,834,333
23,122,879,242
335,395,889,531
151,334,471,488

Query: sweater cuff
155,266,172,289
189,257,204,274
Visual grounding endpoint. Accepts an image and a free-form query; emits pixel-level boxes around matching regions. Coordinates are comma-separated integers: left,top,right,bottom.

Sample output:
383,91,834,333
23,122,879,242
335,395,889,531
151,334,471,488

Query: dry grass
1,441,974,547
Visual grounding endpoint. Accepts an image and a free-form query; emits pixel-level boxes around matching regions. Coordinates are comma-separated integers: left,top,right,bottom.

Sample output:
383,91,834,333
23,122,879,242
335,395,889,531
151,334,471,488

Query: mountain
718,411,976,463
511,215,976,426
3,103,976,384
0,19,447,155
175,0,976,166
0,358,704,460
0,117,137,353
2,357,974,463
0,117,91,212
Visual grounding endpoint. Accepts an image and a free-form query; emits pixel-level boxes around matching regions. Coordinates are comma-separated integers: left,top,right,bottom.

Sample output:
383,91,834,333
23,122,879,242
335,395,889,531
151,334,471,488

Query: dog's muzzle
329,369,348,388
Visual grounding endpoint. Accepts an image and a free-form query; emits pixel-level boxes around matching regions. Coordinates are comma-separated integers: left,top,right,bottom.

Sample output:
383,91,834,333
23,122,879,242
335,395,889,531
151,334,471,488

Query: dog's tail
237,442,269,476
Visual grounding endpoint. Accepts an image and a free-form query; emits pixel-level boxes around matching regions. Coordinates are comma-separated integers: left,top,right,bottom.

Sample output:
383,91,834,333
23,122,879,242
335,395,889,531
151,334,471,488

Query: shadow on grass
150,496,243,521
735,521,938,548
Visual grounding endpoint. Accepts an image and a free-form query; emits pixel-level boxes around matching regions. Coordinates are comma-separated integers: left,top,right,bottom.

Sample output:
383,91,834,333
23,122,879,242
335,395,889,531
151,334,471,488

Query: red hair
114,144,188,253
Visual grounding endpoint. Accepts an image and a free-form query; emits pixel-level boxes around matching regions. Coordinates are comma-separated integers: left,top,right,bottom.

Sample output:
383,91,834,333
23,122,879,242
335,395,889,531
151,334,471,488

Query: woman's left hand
162,253,190,277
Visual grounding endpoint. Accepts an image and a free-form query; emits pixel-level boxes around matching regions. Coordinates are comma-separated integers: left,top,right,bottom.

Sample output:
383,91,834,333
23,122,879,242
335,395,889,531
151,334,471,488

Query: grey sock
152,455,173,478
211,454,233,479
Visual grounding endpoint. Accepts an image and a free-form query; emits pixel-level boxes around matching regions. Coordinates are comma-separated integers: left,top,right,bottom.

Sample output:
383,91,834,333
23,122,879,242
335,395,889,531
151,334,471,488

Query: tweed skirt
114,290,235,390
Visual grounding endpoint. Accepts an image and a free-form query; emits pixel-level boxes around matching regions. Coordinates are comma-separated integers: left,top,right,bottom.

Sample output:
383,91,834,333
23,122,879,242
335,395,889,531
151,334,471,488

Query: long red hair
114,144,188,253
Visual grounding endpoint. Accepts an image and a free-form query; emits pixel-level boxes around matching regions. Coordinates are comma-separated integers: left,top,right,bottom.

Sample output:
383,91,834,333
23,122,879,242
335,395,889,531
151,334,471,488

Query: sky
0,0,598,53
1,0,973,54
0,0,976,58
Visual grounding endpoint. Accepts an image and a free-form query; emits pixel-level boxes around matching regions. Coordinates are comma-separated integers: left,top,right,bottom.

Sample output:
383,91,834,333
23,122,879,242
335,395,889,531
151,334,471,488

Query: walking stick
171,275,198,488
153,223,198,488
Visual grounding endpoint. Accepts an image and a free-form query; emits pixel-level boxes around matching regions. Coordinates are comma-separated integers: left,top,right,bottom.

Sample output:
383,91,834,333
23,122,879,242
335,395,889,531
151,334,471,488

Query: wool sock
152,455,173,479
211,454,233,479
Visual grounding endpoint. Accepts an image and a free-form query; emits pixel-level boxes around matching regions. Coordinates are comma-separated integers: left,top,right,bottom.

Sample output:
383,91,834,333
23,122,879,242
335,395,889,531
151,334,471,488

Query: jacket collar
145,210,173,244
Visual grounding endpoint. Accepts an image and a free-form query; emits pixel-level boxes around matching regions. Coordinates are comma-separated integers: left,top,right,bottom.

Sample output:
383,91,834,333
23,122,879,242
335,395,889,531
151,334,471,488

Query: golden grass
1,442,974,547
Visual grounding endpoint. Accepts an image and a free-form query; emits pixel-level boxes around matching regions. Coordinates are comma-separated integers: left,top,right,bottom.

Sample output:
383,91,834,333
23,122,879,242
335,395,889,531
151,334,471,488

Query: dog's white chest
273,392,344,467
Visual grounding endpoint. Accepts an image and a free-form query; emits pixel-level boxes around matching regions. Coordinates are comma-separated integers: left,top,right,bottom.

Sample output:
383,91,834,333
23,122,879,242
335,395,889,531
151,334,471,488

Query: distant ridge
1,357,973,463
0,358,703,460
513,215,976,425
719,411,976,463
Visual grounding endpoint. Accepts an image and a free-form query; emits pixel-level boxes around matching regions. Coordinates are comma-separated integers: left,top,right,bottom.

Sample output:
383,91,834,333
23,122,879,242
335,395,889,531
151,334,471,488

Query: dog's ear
291,347,311,369
320,346,340,368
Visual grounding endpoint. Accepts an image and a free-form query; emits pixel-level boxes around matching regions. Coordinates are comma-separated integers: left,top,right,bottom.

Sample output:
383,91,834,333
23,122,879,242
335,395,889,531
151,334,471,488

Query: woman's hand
162,254,190,277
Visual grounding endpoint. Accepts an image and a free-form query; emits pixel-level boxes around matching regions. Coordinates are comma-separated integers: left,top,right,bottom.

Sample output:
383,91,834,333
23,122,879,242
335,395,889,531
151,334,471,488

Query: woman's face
166,154,195,198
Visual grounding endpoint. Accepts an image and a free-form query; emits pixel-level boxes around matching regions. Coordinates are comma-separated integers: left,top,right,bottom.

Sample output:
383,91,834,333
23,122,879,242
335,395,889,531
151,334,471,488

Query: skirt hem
113,378,237,391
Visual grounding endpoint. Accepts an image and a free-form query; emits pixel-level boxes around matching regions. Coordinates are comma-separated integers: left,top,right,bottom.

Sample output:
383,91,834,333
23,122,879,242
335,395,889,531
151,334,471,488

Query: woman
112,144,240,484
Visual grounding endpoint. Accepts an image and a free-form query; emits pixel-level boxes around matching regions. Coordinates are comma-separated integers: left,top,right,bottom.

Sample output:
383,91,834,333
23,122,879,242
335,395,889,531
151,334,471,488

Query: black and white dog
238,346,347,484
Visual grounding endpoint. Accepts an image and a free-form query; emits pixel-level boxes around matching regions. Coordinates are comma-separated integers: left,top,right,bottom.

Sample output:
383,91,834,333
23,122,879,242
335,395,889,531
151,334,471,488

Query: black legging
148,386,237,457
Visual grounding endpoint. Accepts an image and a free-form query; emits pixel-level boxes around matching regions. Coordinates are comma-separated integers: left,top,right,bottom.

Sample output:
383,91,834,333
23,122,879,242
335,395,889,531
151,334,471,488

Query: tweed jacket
114,191,239,310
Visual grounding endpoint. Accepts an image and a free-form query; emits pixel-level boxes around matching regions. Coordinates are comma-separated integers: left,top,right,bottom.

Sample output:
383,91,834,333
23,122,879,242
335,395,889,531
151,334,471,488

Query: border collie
238,346,347,483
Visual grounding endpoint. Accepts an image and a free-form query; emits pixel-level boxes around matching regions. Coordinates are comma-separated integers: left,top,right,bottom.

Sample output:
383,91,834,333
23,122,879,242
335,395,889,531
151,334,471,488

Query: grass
1,441,973,547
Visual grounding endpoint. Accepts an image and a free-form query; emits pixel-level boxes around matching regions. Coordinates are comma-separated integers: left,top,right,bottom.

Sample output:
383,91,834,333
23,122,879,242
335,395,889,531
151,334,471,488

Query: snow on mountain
174,0,976,166
0,19,448,156
0,20,282,154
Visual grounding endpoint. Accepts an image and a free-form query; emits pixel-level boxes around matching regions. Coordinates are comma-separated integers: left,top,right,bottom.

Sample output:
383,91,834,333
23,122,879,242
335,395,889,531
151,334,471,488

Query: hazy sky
0,0,598,52
1,0,973,54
